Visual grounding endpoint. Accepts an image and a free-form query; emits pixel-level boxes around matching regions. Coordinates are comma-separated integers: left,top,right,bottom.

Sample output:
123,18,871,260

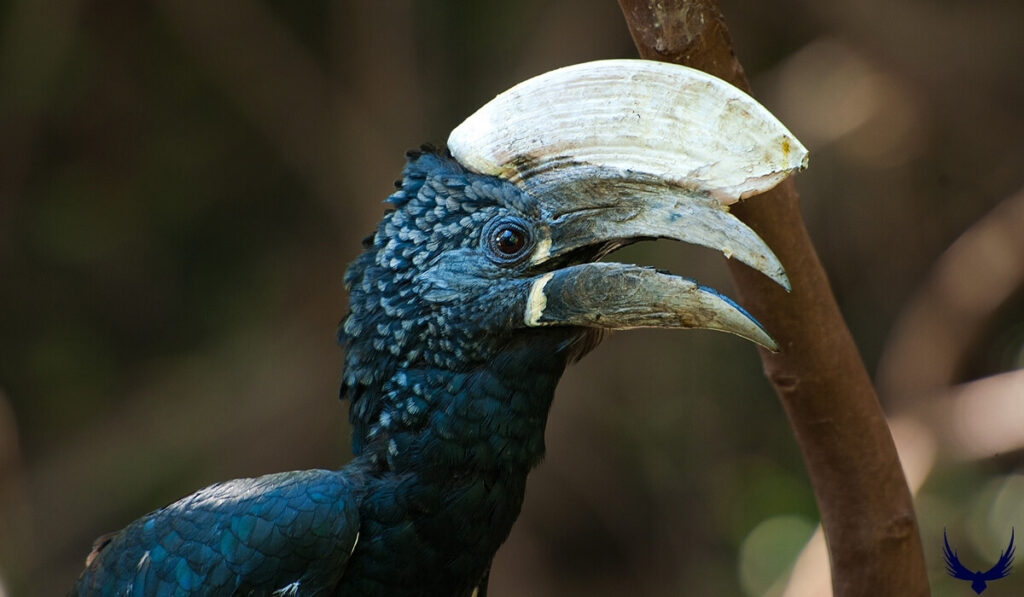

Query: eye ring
482,216,534,264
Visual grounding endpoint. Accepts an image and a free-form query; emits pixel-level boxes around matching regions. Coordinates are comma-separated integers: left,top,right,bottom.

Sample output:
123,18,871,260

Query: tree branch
616,1,930,595
785,367,1024,595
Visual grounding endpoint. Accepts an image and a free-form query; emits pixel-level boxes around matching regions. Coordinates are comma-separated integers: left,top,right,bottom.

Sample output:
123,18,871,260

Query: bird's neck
352,329,585,476
337,329,590,594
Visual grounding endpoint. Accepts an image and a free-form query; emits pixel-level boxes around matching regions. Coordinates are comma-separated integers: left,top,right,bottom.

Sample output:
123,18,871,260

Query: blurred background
1,1,1023,595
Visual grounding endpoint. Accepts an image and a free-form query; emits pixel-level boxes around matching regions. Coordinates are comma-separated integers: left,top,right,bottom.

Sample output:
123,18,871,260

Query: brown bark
617,1,930,595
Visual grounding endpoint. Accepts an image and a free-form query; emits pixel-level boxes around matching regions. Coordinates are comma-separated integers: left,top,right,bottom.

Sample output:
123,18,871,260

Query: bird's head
340,60,806,451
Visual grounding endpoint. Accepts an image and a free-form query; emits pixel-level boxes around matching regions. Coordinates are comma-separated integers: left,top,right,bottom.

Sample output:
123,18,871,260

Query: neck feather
345,328,595,475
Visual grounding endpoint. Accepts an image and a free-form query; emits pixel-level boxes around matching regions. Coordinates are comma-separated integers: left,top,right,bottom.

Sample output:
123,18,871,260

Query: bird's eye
482,216,534,264
494,227,525,254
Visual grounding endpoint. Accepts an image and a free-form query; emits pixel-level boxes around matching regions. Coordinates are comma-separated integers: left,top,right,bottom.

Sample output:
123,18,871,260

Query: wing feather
72,469,362,596
981,528,1015,581
943,529,977,581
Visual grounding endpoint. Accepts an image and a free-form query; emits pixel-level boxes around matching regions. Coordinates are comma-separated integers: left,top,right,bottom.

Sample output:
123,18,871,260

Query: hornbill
71,60,807,596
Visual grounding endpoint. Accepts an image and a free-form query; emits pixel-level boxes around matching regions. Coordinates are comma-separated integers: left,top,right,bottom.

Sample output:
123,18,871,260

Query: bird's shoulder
74,469,363,596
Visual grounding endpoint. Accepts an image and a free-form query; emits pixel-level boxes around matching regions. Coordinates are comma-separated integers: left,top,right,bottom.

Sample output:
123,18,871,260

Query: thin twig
878,185,1024,407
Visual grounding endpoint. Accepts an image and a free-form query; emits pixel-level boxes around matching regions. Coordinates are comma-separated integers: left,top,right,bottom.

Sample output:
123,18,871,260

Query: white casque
448,59,807,206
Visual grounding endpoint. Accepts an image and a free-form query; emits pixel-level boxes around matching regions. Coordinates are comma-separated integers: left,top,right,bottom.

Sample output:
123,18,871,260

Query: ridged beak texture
448,59,808,350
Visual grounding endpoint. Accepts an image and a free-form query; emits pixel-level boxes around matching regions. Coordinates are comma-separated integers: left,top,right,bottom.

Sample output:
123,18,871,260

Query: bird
944,528,1015,594
70,59,806,596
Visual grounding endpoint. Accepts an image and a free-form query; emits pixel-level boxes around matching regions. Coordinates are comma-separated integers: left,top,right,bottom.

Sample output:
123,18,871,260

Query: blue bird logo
944,528,1015,594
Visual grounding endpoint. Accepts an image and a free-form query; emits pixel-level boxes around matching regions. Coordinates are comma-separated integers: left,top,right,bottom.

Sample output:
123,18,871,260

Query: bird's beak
522,263,777,350
449,59,808,350
527,176,789,290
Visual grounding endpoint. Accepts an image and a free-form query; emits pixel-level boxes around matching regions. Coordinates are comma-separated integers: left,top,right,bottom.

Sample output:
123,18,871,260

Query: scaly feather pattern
73,150,595,596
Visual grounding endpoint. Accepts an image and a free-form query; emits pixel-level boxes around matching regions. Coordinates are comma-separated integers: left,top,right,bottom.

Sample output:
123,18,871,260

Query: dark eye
482,216,534,264
494,227,525,254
